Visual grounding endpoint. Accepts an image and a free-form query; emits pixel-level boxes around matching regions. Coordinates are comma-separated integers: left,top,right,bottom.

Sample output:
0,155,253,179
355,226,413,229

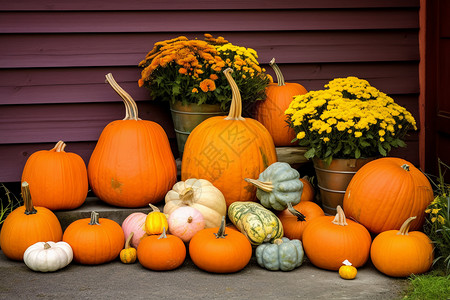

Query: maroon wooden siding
0,0,420,182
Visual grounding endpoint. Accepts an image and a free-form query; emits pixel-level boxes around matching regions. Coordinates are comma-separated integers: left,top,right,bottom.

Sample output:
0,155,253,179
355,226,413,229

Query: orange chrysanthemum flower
199,79,216,92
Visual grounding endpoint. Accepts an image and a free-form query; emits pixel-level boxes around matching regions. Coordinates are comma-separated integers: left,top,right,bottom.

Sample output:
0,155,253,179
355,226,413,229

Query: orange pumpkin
343,157,434,234
21,141,88,210
0,182,63,261
277,201,324,240
137,228,186,271
302,206,371,271
189,217,252,273
181,68,277,207
300,176,315,202
62,211,124,265
88,73,177,208
370,216,433,277
254,58,307,146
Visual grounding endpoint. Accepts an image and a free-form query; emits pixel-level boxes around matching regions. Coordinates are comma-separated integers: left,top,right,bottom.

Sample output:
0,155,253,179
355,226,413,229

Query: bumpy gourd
256,237,304,271
120,232,137,264
228,201,283,245
245,162,303,211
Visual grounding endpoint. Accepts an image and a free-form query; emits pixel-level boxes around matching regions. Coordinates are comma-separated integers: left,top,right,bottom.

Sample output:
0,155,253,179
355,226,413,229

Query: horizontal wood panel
0,9,419,34
0,63,419,106
0,0,419,11
0,30,419,68
0,139,180,183
0,102,175,144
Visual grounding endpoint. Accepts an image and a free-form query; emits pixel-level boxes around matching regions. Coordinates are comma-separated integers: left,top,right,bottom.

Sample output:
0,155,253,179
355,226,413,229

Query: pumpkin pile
0,69,436,280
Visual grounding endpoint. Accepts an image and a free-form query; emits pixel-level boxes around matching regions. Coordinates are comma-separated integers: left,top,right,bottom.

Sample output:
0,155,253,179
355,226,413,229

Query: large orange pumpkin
370,216,433,277
62,211,124,265
21,140,88,210
277,201,324,240
0,182,63,261
254,58,307,146
88,73,177,208
343,157,434,234
302,206,371,271
181,68,277,207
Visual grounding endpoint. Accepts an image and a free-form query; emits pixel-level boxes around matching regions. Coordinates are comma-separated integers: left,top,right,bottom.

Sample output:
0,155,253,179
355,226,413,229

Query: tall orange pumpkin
181,68,277,207
302,206,371,271
0,182,63,261
62,211,124,265
88,73,177,208
343,157,434,234
254,58,307,146
21,140,88,210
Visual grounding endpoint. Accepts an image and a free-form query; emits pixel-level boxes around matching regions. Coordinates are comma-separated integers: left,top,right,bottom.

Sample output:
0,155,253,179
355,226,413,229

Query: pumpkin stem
401,164,410,171
21,182,37,215
148,203,161,213
105,73,140,121
331,205,348,226
287,202,306,221
214,216,228,239
180,188,194,205
223,68,244,121
187,216,193,223
124,232,134,249
50,140,66,152
43,242,51,250
342,259,352,266
397,216,417,235
244,178,274,193
273,238,284,245
88,211,100,225
269,58,285,86
158,227,168,239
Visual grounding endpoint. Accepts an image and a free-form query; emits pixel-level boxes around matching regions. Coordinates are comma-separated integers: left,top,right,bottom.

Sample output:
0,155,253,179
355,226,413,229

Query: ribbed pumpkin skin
88,120,177,208
343,157,434,234
21,141,88,210
255,82,307,146
121,212,147,248
137,233,186,271
299,177,315,202
62,215,124,265
370,218,433,277
277,201,324,240
181,117,277,207
0,206,63,261
302,214,371,271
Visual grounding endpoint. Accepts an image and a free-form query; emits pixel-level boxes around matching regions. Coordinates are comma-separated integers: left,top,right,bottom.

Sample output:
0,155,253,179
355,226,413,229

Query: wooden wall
0,0,420,182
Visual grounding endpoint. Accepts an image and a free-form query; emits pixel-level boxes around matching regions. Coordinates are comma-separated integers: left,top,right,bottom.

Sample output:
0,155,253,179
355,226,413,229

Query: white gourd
23,241,73,272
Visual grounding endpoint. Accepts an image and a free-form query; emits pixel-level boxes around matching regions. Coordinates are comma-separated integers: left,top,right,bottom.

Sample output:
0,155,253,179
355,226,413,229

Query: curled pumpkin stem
50,140,66,152
287,202,306,221
244,178,274,193
269,57,285,86
331,205,348,226
180,188,195,205
105,73,140,121
214,216,228,239
223,68,244,121
124,232,134,249
148,203,161,213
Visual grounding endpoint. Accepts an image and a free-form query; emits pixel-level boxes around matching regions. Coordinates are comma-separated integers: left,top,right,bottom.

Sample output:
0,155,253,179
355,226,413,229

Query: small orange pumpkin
0,182,63,261
21,140,88,210
137,227,186,271
302,206,371,271
254,58,307,146
181,68,277,207
120,232,137,264
88,73,177,208
189,217,252,273
299,176,315,202
277,201,324,240
62,211,124,265
370,216,433,277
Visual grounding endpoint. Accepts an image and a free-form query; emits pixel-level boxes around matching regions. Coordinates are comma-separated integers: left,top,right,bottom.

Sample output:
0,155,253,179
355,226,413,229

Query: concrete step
54,197,164,231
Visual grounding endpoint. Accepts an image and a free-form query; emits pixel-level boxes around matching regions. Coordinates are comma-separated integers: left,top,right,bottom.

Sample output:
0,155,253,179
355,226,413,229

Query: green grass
402,271,450,300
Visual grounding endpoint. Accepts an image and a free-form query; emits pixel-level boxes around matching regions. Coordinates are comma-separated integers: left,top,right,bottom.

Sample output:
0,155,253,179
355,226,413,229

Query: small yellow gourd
339,260,357,280
120,232,137,264
145,204,168,235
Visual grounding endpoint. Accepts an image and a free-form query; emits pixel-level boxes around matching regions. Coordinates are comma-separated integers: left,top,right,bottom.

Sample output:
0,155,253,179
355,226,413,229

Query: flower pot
170,101,225,158
313,157,377,215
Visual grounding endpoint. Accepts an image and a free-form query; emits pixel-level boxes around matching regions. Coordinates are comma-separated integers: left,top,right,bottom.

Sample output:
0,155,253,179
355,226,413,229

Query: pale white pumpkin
23,241,73,272
168,206,205,242
164,178,226,228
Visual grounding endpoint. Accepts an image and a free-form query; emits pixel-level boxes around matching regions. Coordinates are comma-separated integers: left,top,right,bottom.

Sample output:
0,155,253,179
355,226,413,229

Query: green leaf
304,148,316,159
378,143,387,156
397,139,407,147
360,140,371,147
355,148,361,158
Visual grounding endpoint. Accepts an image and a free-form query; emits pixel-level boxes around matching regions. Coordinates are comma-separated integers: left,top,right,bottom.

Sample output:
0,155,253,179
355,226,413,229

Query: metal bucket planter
313,157,376,215
170,101,225,158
